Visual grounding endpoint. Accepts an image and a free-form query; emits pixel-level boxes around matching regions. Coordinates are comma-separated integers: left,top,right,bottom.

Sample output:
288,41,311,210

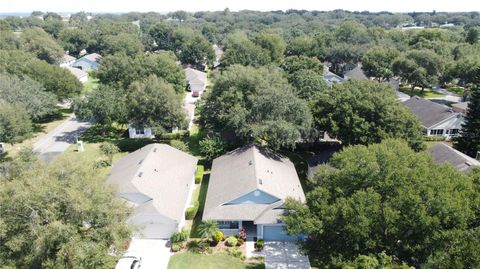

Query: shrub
117,138,153,152
226,247,244,260
255,239,264,251
185,201,199,220
212,230,224,243
187,240,210,254
93,157,110,169
199,136,226,161
237,238,245,246
170,139,189,152
171,230,189,243
225,236,238,247
161,131,189,140
195,165,204,184
171,242,182,252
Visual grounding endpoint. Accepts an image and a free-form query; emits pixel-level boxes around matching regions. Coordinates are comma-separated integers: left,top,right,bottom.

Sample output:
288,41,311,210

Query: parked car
115,253,142,269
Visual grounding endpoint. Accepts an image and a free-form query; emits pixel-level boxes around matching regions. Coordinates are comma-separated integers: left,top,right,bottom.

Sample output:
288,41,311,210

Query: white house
59,54,76,67
184,67,207,97
63,66,88,83
106,144,198,239
403,96,464,139
203,145,306,241
72,53,102,71
128,125,154,139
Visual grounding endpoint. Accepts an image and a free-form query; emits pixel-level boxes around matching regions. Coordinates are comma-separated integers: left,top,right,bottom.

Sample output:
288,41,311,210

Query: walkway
33,115,91,162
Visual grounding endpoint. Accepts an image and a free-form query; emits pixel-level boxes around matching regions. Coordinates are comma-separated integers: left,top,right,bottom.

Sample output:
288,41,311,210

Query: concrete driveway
265,241,311,269
123,239,172,269
33,115,91,162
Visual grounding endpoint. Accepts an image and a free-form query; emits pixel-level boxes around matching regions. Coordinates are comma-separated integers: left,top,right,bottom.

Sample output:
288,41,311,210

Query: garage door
263,225,299,241
139,224,177,239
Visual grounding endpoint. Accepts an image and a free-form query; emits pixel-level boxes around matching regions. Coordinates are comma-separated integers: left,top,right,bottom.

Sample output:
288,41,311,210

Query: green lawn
399,86,445,98
83,76,100,94
190,175,210,238
446,86,466,96
168,253,264,269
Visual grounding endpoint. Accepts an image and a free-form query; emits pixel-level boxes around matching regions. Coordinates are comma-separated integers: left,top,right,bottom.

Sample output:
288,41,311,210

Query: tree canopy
200,65,312,149
284,139,480,268
0,151,132,268
311,80,425,150
455,86,480,157
0,102,33,144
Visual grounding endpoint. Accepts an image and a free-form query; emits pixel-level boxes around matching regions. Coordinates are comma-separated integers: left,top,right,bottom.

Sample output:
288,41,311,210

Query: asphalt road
33,115,91,162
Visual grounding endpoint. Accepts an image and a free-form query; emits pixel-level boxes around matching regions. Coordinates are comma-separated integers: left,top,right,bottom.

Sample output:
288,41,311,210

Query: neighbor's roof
62,54,76,63
106,143,198,223
185,67,207,85
403,96,459,128
80,53,102,63
203,145,305,223
428,143,479,173
344,64,368,81
64,66,87,80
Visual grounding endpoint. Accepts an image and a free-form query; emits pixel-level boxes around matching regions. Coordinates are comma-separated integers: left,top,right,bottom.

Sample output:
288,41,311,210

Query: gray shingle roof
203,145,305,223
344,65,368,81
428,143,479,173
106,144,198,222
403,96,459,128
82,53,102,63
452,102,469,113
64,66,87,80
184,67,207,92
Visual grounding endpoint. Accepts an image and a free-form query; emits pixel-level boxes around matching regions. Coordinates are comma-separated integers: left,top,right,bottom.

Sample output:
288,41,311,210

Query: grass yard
83,76,100,94
399,86,445,98
446,86,466,97
168,253,264,269
190,175,210,238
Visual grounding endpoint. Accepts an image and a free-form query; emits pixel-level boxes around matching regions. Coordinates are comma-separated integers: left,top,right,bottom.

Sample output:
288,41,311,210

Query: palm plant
198,220,219,239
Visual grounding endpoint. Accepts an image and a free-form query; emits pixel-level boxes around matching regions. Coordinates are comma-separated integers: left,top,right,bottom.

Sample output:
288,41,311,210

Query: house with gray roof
106,143,198,239
403,96,464,139
72,53,102,71
184,67,207,97
428,143,480,173
63,66,88,83
203,145,305,241
452,101,469,113
343,64,368,81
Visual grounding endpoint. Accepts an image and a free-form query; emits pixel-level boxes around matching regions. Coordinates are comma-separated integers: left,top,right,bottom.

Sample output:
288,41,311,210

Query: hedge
195,165,204,184
185,201,199,220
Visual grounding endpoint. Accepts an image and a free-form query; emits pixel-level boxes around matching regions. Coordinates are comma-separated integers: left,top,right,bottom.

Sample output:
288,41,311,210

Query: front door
242,221,257,240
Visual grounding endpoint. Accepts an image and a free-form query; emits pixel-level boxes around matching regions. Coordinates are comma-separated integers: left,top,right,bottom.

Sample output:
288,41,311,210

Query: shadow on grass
35,108,71,124
246,264,265,269
190,174,210,238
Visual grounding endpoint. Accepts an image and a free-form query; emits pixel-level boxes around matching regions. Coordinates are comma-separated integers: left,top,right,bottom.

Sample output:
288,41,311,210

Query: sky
0,0,478,13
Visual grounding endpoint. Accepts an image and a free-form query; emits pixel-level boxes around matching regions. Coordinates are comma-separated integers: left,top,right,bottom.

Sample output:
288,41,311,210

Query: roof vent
138,172,143,177
153,148,157,153
258,178,263,185
248,160,252,165
138,160,143,165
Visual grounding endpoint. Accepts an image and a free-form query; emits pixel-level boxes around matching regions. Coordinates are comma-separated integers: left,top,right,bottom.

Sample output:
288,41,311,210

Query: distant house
59,54,76,67
63,66,88,83
203,145,306,241
343,64,368,81
72,53,102,71
213,44,223,68
403,96,464,139
323,70,345,85
428,143,480,173
452,101,469,113
128,125,154,139
106,144,198,238
184,67,207,97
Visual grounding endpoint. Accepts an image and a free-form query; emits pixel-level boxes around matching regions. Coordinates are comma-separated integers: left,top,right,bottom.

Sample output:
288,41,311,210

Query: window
430,129,444,136
135,128,145,135
217,221,239,229
449,129,459,135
